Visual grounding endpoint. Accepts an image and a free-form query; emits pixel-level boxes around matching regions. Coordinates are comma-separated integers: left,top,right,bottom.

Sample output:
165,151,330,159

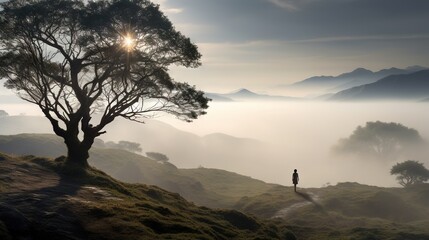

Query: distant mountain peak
341,68,373,76
227,88,260,97
352,67,371,73
230,88,256,95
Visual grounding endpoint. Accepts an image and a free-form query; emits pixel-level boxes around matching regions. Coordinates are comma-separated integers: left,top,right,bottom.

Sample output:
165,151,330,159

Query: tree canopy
391,160,429,187
0,0,209,167
333,121,425,160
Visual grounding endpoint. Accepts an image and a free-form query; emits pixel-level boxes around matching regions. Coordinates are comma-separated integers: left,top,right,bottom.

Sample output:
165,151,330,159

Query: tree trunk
64,136,90,168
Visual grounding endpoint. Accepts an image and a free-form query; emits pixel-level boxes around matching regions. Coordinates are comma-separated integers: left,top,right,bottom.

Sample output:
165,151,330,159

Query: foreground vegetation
0,134,275,208
240,182,429,239
1,134,429,239
0,153,293,239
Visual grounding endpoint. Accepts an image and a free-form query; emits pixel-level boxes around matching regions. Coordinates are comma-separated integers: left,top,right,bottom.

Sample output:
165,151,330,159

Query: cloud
163,8,183,14
267,0,320,11
267,0,300,10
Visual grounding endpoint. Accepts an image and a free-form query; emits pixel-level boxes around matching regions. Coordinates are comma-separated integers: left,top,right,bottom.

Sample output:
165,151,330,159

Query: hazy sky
152,0,429,92
0,0,428,93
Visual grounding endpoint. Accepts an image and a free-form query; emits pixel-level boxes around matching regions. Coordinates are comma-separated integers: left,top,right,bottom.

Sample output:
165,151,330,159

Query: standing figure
292,169,299,192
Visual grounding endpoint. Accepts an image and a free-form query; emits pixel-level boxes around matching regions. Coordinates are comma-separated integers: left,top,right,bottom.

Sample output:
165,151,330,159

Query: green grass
180,168,277,201
234,185,303,218
315,182,429,222
240,182,429,239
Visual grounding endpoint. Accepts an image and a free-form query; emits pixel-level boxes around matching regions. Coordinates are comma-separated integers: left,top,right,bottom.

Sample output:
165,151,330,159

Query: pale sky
153,0,429,93
1,0,428,94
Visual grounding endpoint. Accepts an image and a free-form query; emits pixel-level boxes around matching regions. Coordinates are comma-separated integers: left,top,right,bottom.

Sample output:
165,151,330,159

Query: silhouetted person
292,169,299,192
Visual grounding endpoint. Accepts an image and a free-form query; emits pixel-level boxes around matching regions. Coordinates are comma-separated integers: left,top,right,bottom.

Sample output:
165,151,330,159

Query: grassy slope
0,153,293,240
1,134,429,239
0,134,231,208
237,182,429,240
0,133,282,208
179,168,277,204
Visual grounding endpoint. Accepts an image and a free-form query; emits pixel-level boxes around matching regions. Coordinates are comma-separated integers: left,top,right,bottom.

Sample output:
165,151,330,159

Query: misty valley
1,101,428,188
1,65,429,240
1,99,429,239
1,0,429,239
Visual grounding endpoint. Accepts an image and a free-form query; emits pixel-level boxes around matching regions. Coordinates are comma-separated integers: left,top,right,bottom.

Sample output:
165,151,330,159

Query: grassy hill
235,182,429,239
0,153,294,239
0,133,275,208
180,168,276,204
0,115,273,174
1,134,429,239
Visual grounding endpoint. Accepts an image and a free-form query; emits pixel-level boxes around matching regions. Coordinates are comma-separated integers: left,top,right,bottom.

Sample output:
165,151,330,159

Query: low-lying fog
1,100,428,188
160,101,429,187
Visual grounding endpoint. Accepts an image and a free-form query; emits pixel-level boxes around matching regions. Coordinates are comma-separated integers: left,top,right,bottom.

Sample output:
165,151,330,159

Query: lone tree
333,121,424,160
391,160,429,187
0,0,209,168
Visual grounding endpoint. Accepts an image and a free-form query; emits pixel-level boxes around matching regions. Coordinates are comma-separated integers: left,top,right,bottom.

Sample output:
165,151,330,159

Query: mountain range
205,66,429,102
283,66,428,97
329,69,429,101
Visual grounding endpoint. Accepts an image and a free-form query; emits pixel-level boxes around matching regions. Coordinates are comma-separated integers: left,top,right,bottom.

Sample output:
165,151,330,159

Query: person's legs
294,184,296,192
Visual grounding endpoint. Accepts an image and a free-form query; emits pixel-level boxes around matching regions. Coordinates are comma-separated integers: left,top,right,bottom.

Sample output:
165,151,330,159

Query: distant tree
333,121,424,160
0,0,209,168
390,160,429,187
0,110,8,117
106,140,142,153
146,152,169,162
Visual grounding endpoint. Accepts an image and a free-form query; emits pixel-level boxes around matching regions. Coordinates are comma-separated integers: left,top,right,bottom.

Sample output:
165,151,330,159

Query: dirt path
271,191,322,219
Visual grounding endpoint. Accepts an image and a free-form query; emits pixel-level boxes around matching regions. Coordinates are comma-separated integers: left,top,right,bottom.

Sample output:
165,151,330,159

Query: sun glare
123,35,135,51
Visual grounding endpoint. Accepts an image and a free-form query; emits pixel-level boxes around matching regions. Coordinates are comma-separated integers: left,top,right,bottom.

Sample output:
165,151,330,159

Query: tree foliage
391,160,429,187
146,151,169,162
333,121,424,160
0,0,209,167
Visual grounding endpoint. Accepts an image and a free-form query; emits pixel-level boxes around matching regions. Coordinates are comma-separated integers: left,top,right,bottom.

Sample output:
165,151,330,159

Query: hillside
0,115,272,173
236,183,429,239
0,153,294,239
180,168,276,204
0,133,276,208
1,134,429,239
330,70,429,101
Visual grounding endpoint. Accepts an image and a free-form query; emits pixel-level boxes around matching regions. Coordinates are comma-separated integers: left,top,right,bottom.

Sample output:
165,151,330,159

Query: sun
123,35,135,51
